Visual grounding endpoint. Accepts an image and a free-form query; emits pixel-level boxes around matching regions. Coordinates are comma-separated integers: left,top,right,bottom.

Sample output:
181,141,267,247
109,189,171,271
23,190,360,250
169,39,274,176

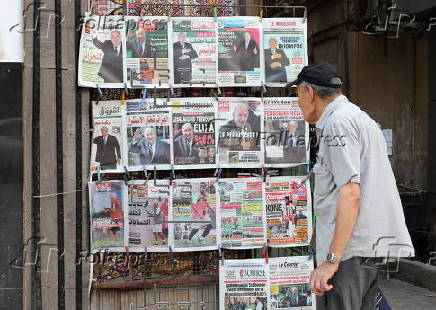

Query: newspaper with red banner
217,177,266,249
265,176,312,248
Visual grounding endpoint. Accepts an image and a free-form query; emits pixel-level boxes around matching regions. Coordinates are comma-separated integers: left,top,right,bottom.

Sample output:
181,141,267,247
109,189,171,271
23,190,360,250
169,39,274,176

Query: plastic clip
141,88,147,106
96,84,102,105
170,165,176,181
153,86,157,106
213,7,218,22
97,165,102,182
153,166,158,186
308,248,315,261
259,8,263,23
215,168,223,182
264,243,269,264
218,247,224,266
144,166,149,181
124,83,129,96
261,164,267,182
123,166,130,185
168,246,179,264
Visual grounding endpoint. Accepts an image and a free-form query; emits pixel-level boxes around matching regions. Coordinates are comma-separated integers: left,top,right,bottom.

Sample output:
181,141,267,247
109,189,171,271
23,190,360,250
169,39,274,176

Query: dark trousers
316,257,379,310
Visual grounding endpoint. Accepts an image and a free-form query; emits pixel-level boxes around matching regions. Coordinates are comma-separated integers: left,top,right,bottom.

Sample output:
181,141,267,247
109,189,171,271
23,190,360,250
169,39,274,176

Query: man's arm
187,43,198,59
114,136,121,160
92,37,105,50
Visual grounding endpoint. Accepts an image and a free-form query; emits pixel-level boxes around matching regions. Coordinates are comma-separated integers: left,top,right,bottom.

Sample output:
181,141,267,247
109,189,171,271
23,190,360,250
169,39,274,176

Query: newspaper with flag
265,176,312,248
170,178,217,251
126,180,171,252
264,97,308,167
217,177,266,249
217,16,262,86
262,18,308,87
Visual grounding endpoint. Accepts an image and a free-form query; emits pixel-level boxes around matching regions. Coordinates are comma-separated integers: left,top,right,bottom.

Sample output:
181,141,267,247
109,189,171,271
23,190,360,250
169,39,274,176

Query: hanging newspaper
170,17,217,87
91,100,124,173
126,180,171,251
171,98,217,168
220,259,269,310
264,97,308,167
78,14,126,88
217,17,262,86
125,17,170,88
265,176,312,247
89,181,126,252
218,98,262,168
269,256,315,309
262,18,308,87
124,99,172,171
170,178,217,251
217,178,266,249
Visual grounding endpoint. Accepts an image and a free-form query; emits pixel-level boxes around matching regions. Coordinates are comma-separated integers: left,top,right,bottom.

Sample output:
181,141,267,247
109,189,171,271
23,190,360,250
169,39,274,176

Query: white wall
0,1,23,62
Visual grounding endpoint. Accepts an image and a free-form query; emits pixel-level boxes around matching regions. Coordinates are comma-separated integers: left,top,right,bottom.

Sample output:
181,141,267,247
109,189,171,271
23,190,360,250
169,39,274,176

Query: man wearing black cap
288,63,413,309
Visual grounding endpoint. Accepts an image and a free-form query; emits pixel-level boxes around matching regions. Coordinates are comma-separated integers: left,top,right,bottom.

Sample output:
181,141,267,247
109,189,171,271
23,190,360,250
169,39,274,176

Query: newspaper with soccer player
218,97,263,168
264,97,308,167
217,178,266,249
170,178,217,251
171,97,218,168
262,18,308,87
125,16,170,88
127,180,171,252
269,256,315,309
91,100,124,173
220,258,269,310
217,16,262,86
170,17,217,87
124,99,172,171
78,14,126,88
265,176,312,247
89,181,126,252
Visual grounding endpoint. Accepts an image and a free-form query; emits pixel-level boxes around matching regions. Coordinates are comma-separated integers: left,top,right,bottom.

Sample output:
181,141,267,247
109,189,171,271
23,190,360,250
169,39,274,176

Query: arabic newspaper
91,100,124,173
125,16,170,88
126,180,171,252
170,178,218,251
217,16,262,86
263,97,308,167
265,176,312,247
262,18,308,87
171,97,218,168
89,181,126,252
218,97,263,168
269,256,315,309
78,14,126,88
217,178,266,249
220,258,269,310
170,17,217,87
124,99,172,171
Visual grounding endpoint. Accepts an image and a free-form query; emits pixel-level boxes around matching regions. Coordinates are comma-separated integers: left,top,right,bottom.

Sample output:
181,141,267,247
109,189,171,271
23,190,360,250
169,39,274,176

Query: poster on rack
218,98,262,168
217,178,266,249
89,181,126,252
171,98,217,168
78,14,126,88
125,16,170,87
128,0,185,16
90,0,124,15
265,176,312,247
217,16,262,86
127,180,171,251
91,100,124,173
264,97,308,167
124,99,172,170
219,258,269,310
171,178,217,251
269,256,315,309
170,17,217,87
262,18,308,86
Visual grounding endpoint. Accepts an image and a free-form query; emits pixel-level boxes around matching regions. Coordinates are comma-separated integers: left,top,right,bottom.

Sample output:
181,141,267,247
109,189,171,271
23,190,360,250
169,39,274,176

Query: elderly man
264,37,290,83
173,31,198,84
93,126,121,170
288,63,413,309
127,28,152,58
283,120,306,163
129,127,170,165
234,31,259,71
92,30,123,83
174,123,198,163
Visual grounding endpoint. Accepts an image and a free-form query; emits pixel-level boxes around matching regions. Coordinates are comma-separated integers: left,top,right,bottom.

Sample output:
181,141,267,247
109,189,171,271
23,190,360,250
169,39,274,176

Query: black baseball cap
286,63,343,89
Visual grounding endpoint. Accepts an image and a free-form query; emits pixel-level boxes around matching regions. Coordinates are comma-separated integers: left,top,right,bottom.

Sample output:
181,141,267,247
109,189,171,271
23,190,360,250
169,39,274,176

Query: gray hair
300,79,342,99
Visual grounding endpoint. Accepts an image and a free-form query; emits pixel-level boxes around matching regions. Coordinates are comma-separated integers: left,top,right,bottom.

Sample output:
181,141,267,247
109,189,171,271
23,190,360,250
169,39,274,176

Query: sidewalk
378,278,436,309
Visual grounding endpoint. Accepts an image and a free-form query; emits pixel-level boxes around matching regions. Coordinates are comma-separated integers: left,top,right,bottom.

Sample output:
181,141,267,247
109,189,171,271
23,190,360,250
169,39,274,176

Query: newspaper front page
218,97,263,168
170,17,217,87
262,18,308,87
78,14,126,88
125,16,170,88
91,100,124,173
265,176,312,248
89,181,127,252
170,178,218,251
217,17,262,86
217,178,266,249
124,99,172,171
264,97,308,167
127,180,171,252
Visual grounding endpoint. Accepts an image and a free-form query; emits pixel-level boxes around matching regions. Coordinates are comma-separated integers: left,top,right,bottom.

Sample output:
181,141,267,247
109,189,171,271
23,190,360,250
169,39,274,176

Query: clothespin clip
159,79,162,87
218,247,225,266
153,166,158,186
261,164,267,182
97,165,102,182
215,168,223,182
213,7,218,22
307,248,315,261
261,82,267,94
306,159,311,174
153,86,157,106
96,84,102,105
202,81,206,87
259,8,264,23
123,166,130,185
121,89,125,105
217,86,222,95
124,82,129,96
168,246,179,264
170,165,176,181
141,88,147,106
263,243,269,264
124,245,130,266
143,166,149,181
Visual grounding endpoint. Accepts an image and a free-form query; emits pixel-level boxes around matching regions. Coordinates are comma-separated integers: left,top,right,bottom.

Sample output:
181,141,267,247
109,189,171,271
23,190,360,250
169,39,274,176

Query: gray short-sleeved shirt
314,95,414,264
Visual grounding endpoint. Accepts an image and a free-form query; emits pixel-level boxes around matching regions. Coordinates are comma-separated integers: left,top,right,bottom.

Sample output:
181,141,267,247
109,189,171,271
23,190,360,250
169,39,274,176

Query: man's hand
309,262,338,296
253,46,258,55
272,53,282,59
117,159,121,165
271,62,282,68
